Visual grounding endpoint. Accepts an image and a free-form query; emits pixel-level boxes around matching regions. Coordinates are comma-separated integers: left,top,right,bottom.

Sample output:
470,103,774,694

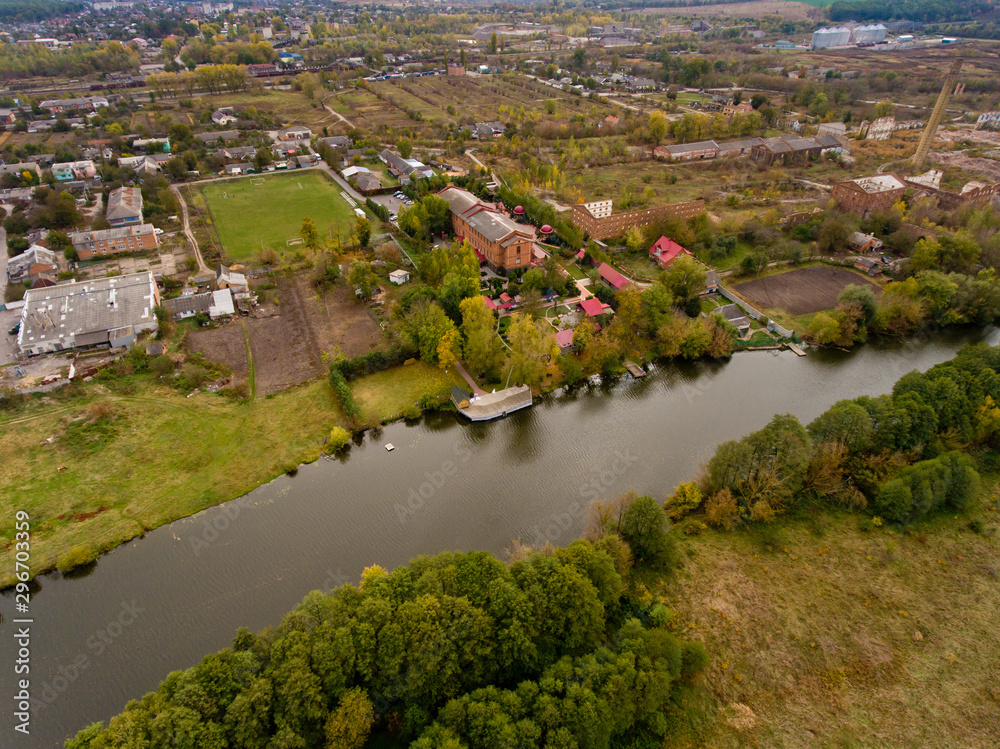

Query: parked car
154,228,164,235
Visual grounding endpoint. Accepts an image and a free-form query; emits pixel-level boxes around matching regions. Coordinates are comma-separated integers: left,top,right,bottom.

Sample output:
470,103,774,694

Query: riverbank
0,360,463,587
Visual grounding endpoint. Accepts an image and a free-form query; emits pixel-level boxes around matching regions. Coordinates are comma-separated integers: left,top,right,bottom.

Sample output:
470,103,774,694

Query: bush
328,426,351,451
175,363,209,391
327,367,360,420
402,403,421,420
149,355,174,377
680,641,709,681
57,545,98,573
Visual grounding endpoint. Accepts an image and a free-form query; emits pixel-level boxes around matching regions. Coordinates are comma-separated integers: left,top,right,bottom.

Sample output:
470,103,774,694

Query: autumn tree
507,313,558,388
300,216,320,250
459,296,505,380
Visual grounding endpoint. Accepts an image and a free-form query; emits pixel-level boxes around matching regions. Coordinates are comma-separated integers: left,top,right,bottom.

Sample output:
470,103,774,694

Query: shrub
402,403,421,420
57,545,98,573
666,481,703,519
175,363,209,391
328,426,351,451
149,355,174,377
327,367,360,420
680,641,710,682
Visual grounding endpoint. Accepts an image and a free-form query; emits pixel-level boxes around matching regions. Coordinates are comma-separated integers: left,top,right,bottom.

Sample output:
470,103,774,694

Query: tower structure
911,58,964,170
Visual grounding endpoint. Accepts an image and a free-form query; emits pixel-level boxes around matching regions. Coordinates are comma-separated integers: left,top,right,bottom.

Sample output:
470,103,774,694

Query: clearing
188,276,387,396
634,1,821,21
196,171,357,262
733,266,882,317
665,498,1000,748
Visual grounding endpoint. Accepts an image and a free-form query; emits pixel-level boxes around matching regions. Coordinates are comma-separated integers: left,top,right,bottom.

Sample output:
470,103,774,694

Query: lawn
0,377,345,586
198,171,357,262
351,361,467,426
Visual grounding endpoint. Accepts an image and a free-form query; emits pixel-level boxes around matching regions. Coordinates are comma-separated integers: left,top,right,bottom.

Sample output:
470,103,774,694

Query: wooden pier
624,360,646,378
786,342,807,357
453,385,533,421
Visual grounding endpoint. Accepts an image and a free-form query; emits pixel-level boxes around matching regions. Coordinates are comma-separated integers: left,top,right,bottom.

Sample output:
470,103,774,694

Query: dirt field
733,265,882,316
188,324,249,379
635,1,820,21
187,275,387,396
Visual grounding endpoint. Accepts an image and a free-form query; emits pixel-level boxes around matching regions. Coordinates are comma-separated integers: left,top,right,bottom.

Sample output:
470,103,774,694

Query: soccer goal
250,177,266,185
286,238,304,246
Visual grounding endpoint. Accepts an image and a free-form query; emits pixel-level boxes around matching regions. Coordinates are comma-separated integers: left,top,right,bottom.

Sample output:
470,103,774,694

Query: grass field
664,492,1000,747
0,362,464,586
198,171,357,262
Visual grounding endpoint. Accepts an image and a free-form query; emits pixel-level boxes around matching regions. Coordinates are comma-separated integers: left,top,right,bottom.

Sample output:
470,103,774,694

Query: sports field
198,171,358,261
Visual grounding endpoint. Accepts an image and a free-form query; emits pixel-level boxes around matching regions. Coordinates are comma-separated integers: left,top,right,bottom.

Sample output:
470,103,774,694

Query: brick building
831,175,906,217
438,186,537,273
69,224,159,260
570,199,706,241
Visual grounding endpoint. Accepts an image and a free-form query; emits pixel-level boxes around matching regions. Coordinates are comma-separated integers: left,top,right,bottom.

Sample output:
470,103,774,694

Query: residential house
597,262,631,290
0,162,43,180
195,130,240,145
578,297,613,317
69,224,159,260
648,236,692,269
163,292,212,321
7,245,57,283
320,136,352,150
16,271,160,355
209,288,235,319
853,256,882,276
473,121,506,139
211,108,237,126
354,172,383,193
277,125,312,141
215,265,247,292
379,149,434,183
719,304,752,336
131,137,170,153
554,328,575,352
438,186,538,273
224,163,253,175
722,102,754,117
106,187,144,227
848,231,883,253
38,96,108,113
832,175,905,217
0,108,17,125
222,146,257,162
51,160,96,181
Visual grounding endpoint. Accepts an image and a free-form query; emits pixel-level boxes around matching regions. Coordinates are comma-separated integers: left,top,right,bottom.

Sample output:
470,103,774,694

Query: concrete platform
456,385,532,421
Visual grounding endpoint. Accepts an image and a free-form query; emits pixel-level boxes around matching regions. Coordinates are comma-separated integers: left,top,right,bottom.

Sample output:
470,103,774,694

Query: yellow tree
324,688,375,749
437,328,460,371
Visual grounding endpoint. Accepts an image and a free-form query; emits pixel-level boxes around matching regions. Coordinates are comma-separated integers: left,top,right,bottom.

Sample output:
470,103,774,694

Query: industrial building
811,27,851,49
852,24,887,45
16,271,160,355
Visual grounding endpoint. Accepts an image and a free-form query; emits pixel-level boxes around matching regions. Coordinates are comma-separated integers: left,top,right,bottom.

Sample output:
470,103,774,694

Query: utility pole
911,57,963,171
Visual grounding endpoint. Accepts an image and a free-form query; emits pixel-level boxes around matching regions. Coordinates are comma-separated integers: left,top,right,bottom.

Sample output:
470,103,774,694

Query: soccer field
199,171,359,261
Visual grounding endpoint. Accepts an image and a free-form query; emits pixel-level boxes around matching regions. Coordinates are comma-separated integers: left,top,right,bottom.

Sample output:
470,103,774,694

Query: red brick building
438,187,537,273
831,175,906,217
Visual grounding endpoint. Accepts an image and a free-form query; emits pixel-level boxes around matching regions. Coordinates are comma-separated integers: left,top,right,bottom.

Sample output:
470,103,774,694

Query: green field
199,171,357,261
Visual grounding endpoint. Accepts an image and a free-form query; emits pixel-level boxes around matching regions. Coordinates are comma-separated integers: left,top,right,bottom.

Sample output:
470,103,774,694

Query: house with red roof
649,236,692,269
579,298,613,317
554,328,575,352
597,262,630,291
482,296,497,310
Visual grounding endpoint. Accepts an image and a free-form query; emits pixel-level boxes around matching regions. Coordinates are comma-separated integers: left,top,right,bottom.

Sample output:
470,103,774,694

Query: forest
827,0,991,23
66,500,709,749
0,0,82,22
669,343,999,529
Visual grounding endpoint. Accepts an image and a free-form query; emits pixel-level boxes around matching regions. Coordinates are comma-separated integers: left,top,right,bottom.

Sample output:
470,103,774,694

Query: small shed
389,269,410,285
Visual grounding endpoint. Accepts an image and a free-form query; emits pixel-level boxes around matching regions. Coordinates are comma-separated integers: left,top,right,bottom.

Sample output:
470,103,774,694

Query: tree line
68,502,708,749
668,344,998,528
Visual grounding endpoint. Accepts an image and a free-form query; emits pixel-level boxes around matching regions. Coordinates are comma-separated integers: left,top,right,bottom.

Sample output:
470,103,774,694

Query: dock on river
786,342,807,357
451,385,532,421
624,360,645,378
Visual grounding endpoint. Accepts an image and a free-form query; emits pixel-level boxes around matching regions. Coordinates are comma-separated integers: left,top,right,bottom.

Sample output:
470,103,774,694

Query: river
3,329,997,748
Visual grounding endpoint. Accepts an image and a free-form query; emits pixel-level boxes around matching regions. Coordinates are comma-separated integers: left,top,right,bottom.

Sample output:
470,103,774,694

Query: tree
661,255,706,317
437,328,460,371
816,213,853,253
618,494,676,572
324,688,374,749
647,110,668,144
460,48,467,68
355,217,371,249
347,260,377,300
405,301,455,362
838,284,877,324
507,313,557,388
300,217,320,250
397,137,413,159
421,194,452,237
460,296,505,380
488,33,498,54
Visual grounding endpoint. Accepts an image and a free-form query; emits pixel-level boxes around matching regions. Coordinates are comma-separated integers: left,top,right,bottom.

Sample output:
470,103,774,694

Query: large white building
852,24,887,45
17,272,160,355
811,27,851,49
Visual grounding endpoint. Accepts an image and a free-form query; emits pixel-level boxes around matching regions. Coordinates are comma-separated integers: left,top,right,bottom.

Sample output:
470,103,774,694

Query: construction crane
911,57,964,170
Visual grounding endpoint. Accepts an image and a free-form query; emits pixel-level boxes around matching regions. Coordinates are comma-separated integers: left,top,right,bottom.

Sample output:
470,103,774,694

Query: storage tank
834,27,852,46
811,27,837,49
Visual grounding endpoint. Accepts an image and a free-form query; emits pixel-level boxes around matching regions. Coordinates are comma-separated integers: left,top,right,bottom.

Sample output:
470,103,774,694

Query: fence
717,285,795,339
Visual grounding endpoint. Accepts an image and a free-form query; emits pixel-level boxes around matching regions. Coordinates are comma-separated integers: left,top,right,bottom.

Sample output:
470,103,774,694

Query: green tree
397,137,413,159
619,494,676,572
405,301,456,362
488,32,498,54
347,260,377,300
460,296,505,380
661,255,706,317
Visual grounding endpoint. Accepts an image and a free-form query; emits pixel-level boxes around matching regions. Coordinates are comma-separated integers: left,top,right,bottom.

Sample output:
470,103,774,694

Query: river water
3,329,997,748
